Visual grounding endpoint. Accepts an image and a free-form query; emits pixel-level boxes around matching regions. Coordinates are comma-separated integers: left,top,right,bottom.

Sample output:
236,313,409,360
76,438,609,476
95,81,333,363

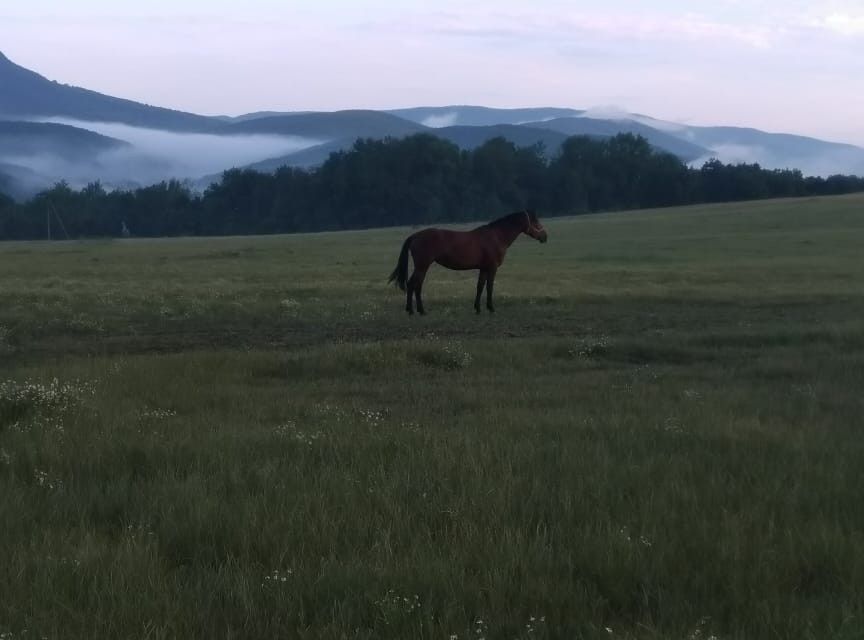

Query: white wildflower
262,568,293,586
138,407,177,420
358,409,385,426
34,469,62,490
274,422,325,445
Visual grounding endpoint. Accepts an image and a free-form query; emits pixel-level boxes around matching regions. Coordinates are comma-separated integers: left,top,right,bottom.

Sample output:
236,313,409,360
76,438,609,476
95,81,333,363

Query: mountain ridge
0,120,129,160
0,51,218,132
2,50,863,199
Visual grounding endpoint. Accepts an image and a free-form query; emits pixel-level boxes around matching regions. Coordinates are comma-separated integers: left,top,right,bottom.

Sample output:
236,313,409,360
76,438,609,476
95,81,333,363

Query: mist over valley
1,50,863,201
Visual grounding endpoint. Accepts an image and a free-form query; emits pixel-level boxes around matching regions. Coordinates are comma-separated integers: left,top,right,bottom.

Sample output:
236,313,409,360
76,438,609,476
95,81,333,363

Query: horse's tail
388,235,414,291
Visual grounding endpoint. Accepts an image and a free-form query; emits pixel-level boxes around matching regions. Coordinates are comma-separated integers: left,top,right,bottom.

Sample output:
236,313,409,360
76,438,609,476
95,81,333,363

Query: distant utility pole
46,202,70,241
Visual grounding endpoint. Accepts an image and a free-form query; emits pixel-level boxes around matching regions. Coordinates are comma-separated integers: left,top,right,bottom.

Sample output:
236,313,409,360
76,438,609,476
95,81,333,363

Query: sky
1,0,863,145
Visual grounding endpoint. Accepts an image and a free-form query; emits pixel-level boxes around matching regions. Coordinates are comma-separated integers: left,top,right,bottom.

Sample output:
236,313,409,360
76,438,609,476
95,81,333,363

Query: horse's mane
480,210,527,231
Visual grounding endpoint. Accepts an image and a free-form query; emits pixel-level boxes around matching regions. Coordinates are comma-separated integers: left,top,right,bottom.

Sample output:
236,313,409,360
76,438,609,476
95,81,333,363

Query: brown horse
388,209,548,314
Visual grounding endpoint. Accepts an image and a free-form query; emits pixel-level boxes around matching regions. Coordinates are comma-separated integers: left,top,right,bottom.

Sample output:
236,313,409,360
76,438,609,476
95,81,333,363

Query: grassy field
1,194,864,639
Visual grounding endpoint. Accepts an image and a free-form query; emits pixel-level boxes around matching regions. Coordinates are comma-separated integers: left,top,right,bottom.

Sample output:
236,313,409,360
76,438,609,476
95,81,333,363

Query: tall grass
1,195,864,638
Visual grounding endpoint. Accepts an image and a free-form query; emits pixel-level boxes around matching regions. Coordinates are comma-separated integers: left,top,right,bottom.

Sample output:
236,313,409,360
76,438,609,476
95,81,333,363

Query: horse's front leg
474,270,487,314
486,267,497,312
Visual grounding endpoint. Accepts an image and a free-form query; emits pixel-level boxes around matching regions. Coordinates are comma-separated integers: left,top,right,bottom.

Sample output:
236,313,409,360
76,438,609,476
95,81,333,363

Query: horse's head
523,210,548,243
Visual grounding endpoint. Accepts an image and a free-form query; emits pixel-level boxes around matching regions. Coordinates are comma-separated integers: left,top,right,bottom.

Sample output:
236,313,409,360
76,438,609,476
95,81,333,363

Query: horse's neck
490,221,523,247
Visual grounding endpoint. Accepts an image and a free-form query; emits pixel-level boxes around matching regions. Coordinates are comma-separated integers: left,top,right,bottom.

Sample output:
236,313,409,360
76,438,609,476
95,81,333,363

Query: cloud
579,105,631,120
627,115,689,133
421,112,459,128
514,117,558,125
1,119,324,195
379,8,782,50
41,119,322,177
5,118,325,186
815,12,864,36
575,106,690,133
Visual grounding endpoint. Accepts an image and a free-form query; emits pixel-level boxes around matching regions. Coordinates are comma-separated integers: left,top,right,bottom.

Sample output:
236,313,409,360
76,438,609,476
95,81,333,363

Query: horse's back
410,227,489,270
411,227,470,248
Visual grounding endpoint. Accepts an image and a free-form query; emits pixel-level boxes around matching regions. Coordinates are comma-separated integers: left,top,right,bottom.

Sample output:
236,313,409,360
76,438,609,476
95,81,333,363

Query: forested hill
2,133,863,240
0,121,129,159
0,51,217,131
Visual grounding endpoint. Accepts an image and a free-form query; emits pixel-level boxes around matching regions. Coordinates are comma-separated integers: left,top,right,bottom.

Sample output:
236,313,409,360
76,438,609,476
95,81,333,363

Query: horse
388,209,548,315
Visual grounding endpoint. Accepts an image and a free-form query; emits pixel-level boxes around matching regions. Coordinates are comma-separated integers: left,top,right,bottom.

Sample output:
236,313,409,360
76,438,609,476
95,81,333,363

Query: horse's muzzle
538,232,548,243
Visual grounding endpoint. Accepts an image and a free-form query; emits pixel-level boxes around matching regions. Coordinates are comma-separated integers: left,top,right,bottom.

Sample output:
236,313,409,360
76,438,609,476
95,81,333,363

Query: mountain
0,51,218,132
0,120,129,160
0,161,43,200
243,140,350,172
203,117,863,185
222,106,587,129
219,110,427,139
2,51,863,197
394,106,864,174
217,110,311,123
614,112,864,174
220,126,568,179
194,139,347,188
0,121,132,198
389,106,584,127
523,117,709,161
200,110,432,184
672,125,864,173
678,125,861,156
431,124,568,153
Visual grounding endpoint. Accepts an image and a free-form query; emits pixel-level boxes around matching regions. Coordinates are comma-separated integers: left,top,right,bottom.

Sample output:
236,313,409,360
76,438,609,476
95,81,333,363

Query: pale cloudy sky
1,0,863,144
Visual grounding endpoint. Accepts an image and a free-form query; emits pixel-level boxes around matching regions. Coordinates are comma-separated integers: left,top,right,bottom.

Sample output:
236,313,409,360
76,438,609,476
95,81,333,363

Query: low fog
3,115,863,202
421,113,459,128
1,119,324,195
575,108,864,175
690,144,864,178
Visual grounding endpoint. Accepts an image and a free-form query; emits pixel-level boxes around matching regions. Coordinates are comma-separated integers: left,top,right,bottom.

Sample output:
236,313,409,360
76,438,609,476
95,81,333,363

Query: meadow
1,194,863,639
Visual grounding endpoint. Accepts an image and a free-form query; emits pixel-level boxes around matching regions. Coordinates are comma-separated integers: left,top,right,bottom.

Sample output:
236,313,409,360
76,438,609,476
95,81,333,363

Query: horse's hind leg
406,272,415,315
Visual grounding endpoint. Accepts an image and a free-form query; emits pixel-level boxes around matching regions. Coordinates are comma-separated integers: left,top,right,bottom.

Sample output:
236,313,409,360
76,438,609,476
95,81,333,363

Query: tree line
2,133,863,240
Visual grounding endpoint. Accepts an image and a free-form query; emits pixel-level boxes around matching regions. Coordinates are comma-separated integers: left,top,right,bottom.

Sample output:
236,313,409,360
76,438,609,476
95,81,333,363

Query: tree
1,132,863,241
